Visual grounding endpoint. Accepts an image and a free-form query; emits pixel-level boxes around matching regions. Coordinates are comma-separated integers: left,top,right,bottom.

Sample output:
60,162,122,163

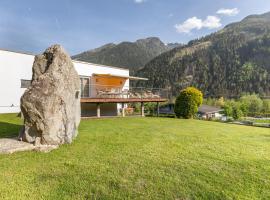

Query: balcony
80,84,168,103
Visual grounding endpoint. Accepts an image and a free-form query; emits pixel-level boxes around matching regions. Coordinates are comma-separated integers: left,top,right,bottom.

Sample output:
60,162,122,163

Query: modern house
0,49,167,117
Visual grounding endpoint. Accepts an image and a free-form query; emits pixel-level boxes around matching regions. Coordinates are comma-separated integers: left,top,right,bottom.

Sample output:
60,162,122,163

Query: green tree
144,102,156,115
232,103,243,120
203,98,215,106
223,101,233,117
216,97,225,107
174,87,203,119
262,100,270,114
239,102,249,117
240,94,263,115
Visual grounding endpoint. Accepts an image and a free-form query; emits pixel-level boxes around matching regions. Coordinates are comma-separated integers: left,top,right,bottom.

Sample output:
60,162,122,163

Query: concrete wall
0,49,129,114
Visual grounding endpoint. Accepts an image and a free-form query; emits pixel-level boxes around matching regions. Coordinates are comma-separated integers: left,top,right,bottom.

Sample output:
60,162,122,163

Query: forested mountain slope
72,37,181,74
136,12,270,97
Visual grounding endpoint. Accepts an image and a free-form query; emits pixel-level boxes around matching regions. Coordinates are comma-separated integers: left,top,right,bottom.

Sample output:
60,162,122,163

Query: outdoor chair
130,92,141,98
121,89,130,98
97,89,107,97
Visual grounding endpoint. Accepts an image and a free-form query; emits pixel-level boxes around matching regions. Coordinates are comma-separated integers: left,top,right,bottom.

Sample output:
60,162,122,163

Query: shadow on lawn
0,121,22,138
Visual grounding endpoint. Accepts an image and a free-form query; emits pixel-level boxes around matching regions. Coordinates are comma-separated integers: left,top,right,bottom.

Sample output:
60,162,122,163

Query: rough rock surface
19,45,81,146
0,138,58,154
0,138,35,154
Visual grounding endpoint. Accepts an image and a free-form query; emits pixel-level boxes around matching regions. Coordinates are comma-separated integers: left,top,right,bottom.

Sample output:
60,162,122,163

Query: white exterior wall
0,49,129,114
0,50,34,113
74,60,129,97
214,112,223,119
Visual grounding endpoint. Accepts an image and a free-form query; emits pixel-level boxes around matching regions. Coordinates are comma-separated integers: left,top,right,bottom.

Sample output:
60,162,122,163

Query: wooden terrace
80,73,168,118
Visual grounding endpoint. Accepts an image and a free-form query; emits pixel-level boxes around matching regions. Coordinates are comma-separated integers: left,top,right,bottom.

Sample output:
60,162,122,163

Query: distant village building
159,104,225,120
197,105,224,120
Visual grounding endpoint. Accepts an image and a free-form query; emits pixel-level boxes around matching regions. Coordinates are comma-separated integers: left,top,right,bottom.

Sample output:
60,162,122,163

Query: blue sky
0,0,270,55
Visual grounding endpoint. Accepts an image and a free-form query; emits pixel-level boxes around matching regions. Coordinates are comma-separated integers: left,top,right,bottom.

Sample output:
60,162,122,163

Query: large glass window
21,79,31,88
80,77,90,98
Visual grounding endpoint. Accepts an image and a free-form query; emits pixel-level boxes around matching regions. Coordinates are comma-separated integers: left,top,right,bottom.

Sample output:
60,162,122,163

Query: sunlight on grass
0,114,270,199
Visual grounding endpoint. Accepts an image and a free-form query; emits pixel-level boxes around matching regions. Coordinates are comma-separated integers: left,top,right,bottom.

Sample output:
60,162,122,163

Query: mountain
72,37,175,74
167,43,183,49
136,12,270,97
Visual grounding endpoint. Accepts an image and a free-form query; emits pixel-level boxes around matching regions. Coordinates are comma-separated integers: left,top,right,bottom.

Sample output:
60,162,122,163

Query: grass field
0,114,270,199
249,119,270,123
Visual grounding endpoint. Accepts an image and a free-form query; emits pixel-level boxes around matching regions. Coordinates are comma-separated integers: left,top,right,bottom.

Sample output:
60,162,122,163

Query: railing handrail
80,83,169,99
81,83,167,91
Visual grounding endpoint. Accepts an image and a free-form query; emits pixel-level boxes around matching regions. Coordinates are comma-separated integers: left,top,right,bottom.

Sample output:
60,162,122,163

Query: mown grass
0,114,270,199
0,113,22,138
251,119,270,123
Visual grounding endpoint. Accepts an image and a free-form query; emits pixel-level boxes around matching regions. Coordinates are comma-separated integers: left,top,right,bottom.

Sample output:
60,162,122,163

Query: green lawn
0,114,270,199
250,119,270,123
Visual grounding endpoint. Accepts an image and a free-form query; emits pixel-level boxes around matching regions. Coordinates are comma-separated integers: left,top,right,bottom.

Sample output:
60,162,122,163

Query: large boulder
19,45,81,146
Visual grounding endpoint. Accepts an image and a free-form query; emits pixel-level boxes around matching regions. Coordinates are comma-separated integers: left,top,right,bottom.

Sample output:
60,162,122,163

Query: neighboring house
0,49,167,117
159,104,225,120
197,105,224,120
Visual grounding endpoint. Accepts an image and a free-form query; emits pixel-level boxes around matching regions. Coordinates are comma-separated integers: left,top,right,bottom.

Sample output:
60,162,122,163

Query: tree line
204,94,270,119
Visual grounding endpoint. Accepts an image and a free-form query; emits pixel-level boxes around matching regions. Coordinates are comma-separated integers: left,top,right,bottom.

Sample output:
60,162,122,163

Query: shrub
174,87,203,119
217,97,225,107
262,100,270,114
232,103,243,120
144,102,156,115
224,100,245,119
203,98,216,106
240,94,263,115
223,101,234,117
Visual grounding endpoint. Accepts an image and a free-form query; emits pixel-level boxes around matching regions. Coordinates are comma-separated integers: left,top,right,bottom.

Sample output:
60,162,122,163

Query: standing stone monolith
19,44,81,146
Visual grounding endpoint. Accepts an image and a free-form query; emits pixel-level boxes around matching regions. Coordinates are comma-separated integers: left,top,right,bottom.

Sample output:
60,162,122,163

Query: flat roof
92,73,148,81
0,48,129,71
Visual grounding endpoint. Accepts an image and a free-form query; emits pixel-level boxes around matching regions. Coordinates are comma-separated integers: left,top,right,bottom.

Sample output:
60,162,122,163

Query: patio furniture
142,90,160,98
121,89,130,98
97,89,107,97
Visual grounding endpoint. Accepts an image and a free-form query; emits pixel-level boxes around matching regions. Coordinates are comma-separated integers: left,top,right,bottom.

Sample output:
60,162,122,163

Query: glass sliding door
80,77,90,98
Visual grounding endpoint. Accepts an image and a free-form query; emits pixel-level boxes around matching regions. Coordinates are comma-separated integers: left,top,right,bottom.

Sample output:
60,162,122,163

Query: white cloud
216,8,239,16
175,16,221,33
134,0,146,3
175,17,202,33
203,16,222,29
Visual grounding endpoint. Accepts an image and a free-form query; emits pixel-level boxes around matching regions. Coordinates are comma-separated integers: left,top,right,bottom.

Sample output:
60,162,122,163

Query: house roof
0,48,129,71
198,105,223,114
92,73,148,80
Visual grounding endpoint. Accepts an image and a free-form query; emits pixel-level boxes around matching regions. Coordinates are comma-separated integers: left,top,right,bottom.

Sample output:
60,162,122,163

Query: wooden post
141,102,145,117
157,102,160,117
122,103,125,117
97,103,101,118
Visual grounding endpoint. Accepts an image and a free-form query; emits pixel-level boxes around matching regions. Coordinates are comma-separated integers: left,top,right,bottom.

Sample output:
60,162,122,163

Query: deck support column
121,103,125,117
97,103,101,118
141,102,145,117
157,102,160,117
